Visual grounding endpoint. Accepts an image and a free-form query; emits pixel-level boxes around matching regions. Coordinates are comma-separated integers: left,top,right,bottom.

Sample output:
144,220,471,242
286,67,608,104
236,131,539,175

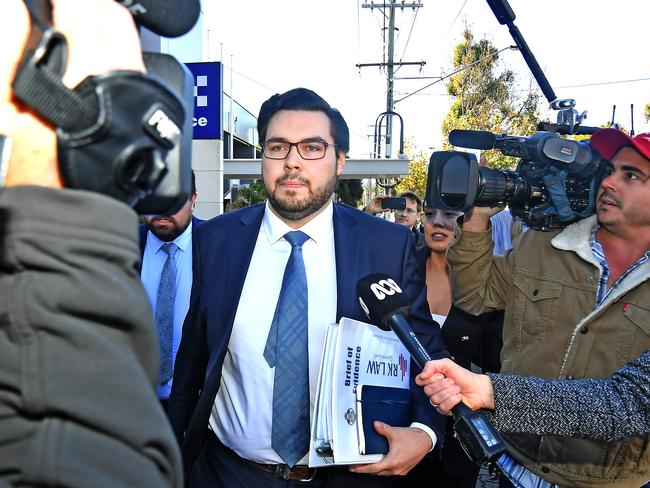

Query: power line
394,1,422,76
441,0,468,40
221,64,278,94
555,77,650,90
395,76,650,99
394,45,517,104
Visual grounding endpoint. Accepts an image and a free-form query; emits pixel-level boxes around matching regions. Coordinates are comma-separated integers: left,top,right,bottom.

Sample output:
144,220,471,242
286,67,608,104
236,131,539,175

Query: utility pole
358,1,424,158
385,1,396,158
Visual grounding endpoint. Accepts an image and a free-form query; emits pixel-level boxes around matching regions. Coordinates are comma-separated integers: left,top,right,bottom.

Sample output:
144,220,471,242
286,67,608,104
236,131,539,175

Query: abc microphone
357,273,506,464
449,129,497,150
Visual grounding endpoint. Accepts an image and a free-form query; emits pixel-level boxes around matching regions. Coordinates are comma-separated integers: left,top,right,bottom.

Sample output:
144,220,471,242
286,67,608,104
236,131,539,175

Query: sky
200,0,650,159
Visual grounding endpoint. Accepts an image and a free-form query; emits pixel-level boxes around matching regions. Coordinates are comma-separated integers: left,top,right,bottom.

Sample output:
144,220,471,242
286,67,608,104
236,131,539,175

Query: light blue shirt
140,222,193,400
490,209,514,256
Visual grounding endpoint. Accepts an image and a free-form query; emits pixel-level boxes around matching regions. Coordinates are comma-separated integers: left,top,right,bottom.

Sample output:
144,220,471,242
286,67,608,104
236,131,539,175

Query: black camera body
425,130,607,230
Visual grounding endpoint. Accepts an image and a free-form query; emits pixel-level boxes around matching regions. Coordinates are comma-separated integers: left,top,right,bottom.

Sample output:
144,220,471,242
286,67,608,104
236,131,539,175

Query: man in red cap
442,127,650,488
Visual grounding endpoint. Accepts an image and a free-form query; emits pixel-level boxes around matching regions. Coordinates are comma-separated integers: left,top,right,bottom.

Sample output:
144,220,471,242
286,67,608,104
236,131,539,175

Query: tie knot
284,231,309,248
161,242,179,257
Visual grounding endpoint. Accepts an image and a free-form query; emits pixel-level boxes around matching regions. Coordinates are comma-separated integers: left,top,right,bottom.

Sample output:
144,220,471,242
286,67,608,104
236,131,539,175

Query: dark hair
191,169,196,195
257,87,350,157
400,190,422,212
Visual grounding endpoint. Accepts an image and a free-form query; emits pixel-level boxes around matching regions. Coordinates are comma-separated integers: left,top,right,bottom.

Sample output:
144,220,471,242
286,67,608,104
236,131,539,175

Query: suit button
580,326,589,334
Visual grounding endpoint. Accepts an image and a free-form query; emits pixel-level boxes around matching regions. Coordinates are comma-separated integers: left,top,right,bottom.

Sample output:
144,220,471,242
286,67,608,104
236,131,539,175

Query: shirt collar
147,220,193,253
262,200,334,246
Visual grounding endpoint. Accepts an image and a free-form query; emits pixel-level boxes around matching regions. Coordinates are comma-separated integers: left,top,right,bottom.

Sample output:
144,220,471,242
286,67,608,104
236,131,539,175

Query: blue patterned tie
155,242,178,385
263,231,310,467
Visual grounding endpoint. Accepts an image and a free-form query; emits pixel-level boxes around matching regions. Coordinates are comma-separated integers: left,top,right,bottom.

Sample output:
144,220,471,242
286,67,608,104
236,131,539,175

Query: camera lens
475,167,532,206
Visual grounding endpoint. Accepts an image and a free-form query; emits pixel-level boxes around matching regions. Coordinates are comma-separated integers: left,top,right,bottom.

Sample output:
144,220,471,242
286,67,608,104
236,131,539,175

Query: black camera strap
12,3,97,134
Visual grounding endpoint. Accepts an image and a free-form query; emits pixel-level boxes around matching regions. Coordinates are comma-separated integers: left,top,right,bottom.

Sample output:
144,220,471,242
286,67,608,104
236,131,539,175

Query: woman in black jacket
400,206,504,488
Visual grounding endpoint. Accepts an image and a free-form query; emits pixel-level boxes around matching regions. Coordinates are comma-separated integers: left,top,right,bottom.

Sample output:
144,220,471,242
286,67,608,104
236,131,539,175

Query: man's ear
336,152,345,176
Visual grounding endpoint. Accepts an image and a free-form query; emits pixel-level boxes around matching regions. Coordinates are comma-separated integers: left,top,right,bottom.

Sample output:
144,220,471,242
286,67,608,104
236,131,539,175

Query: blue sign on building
185,62,223,140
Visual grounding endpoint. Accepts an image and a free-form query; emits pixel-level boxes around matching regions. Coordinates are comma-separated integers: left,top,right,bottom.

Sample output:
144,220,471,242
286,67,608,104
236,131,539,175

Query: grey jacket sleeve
0,186,182,487
486,350,650,441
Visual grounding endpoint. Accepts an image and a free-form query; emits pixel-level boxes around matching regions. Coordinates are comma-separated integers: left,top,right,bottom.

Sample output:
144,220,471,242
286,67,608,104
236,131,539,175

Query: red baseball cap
590,128,650,161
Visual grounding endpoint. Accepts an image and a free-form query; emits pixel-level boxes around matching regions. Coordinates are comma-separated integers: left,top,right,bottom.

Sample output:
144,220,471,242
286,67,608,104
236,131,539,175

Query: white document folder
309,317,410,467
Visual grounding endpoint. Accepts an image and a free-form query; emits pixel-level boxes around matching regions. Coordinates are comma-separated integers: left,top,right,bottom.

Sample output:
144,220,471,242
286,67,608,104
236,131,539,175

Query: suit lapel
333,204,361,321
219,205,265,326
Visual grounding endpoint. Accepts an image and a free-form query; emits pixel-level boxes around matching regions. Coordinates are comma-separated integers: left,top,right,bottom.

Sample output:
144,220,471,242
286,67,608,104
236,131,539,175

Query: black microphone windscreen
117,0,200,38
357,273,411,329
449,129,496,150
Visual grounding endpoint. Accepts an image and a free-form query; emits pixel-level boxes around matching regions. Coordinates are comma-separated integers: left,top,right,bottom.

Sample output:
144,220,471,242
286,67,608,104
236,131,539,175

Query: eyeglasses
262,139,336,160
394,208,418,216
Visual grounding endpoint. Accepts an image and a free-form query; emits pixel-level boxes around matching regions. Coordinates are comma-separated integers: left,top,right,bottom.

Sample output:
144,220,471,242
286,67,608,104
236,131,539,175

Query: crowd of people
1,1,649,487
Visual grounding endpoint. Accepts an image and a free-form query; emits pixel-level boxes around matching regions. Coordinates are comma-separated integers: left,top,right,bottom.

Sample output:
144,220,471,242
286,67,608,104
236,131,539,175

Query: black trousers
189,431,399,488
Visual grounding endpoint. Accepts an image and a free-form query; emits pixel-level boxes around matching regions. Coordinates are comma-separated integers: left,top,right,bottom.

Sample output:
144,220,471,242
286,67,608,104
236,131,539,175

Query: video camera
425,129,608,230
12,0,198,215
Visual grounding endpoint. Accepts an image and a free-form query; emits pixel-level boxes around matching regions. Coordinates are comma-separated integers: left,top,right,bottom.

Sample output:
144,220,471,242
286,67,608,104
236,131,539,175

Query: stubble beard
266,172,336,222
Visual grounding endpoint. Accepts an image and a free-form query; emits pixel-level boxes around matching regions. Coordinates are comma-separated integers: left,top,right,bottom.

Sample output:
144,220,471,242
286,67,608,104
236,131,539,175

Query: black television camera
12,0,198,215
425,129,608,230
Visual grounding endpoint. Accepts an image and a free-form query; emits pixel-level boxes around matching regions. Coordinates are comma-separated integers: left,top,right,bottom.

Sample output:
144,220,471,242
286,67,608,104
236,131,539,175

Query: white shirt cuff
409,422,437,452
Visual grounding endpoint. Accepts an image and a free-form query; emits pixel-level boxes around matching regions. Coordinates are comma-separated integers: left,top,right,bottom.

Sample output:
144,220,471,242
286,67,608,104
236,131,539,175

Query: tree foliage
395,140,429,198
441,29,540,170
336,179,364,207
227,179,267,210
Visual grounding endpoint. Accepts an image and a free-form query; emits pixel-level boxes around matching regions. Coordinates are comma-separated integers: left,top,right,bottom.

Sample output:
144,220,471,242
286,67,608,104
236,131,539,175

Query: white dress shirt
211,201,338,464
140,222,193,400
211,202,437,464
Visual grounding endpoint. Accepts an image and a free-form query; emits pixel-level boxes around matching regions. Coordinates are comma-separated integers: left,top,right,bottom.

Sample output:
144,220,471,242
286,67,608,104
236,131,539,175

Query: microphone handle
387,314,432,369
387,314,506,463
386,314,472,419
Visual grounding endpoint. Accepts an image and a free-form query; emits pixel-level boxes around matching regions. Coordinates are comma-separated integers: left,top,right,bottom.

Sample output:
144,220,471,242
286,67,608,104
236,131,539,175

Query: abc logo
370,279,402,300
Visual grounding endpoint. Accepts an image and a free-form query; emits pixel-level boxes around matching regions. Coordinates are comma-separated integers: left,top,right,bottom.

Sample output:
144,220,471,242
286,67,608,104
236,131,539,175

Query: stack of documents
309,317,411,467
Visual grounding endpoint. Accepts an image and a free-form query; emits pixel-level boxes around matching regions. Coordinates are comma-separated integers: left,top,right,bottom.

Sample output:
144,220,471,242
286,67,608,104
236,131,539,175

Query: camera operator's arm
0,2,181,486
446,205,512,315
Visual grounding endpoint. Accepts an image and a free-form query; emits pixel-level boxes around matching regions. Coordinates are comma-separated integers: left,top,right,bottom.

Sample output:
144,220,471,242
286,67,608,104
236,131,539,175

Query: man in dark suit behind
139,170,203,407
169,88,448,487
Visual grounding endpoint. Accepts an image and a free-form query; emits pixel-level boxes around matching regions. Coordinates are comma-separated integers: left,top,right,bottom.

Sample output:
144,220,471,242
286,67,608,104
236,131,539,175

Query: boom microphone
449,129,496,150
116,0,200,38
357,273,506,464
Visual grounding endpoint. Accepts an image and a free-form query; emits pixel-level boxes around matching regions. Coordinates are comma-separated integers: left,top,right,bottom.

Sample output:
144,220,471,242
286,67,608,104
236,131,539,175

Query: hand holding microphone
357,273,506,464
416,358,496,414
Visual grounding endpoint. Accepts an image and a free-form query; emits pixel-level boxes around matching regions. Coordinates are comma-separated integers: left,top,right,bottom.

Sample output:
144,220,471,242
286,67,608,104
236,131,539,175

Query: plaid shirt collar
590,224,650,307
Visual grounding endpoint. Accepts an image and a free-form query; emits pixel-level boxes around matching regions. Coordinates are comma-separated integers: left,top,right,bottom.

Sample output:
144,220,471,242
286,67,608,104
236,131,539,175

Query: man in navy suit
169,88,448,487
140,170,203,408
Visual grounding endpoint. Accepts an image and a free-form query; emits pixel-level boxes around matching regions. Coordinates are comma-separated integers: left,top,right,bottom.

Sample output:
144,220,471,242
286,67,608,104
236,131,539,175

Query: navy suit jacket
168,203,449,472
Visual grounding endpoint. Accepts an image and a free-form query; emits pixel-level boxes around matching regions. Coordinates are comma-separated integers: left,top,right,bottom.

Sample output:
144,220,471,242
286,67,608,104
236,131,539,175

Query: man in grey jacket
0,1,182,486
445,128,650,488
